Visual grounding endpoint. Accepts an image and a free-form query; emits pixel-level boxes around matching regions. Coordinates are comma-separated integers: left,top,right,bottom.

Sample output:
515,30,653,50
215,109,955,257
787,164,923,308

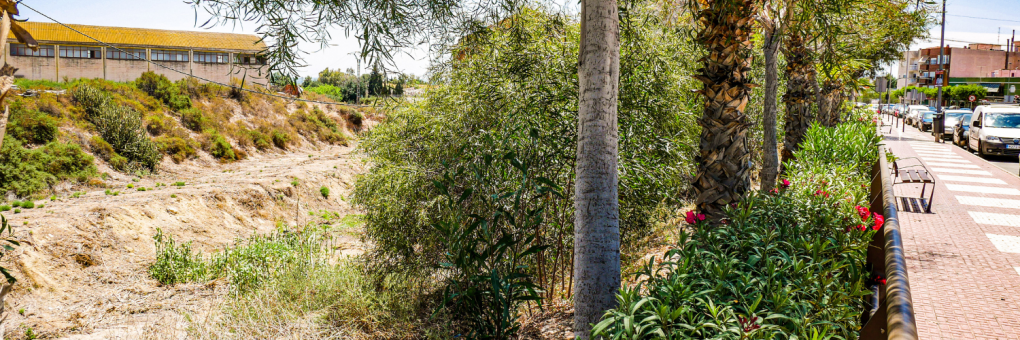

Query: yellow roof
14,22,266,53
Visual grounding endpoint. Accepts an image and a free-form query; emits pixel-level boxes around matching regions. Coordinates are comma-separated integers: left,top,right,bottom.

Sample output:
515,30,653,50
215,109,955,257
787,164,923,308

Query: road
887,115,1019,177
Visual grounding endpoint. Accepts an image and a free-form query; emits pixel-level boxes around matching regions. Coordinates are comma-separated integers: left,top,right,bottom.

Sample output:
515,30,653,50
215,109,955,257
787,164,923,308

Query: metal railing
861,145,918,340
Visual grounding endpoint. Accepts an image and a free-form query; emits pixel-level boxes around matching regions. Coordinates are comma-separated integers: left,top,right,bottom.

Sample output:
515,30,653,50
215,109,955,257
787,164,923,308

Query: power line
18,2,382,108
946,14,1020,24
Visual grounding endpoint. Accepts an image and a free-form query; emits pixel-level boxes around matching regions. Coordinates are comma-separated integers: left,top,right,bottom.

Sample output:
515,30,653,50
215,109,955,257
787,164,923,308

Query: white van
967,105,1020,156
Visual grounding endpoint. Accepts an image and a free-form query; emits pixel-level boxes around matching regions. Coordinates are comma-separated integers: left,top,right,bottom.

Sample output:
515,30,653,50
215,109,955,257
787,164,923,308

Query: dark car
940,110,970,140
918,111,936,132
953,113,973,147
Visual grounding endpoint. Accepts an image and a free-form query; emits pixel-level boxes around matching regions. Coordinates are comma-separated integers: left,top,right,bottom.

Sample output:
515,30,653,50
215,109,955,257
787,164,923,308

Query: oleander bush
594,119,883,339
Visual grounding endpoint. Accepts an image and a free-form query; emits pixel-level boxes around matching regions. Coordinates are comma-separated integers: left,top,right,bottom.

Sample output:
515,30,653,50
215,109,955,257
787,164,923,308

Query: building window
194,51,228,64
59,45,102,59
107,48,146,60
235,54,265,65
151,49,189,62
10,44,54,57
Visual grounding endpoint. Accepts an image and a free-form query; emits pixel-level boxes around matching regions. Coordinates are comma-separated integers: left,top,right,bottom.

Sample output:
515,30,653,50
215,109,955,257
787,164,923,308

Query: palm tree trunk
572,0,620,336
692,0,755,220
819,80,840,127
760,30,781,191
781,33,816,163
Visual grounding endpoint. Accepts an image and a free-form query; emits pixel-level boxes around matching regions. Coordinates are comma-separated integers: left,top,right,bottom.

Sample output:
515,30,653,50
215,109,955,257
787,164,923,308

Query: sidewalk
882,117,1020,340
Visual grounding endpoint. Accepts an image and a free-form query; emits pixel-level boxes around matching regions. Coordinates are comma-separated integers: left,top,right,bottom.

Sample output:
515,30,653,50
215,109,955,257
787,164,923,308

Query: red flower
781,179,791,188
697,213,706,221
856,206,870,221
872,213,885,230
875,275,887,285
685,211,696,224
856,224,867,231
770,188,779,195
814,190,830,198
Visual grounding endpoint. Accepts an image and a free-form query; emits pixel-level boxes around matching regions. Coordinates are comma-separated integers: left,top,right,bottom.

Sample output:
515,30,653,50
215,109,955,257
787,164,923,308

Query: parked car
938,109,971,139
967,105,1020,156
905,105,929,126
953,113,973,146
918,111,936,131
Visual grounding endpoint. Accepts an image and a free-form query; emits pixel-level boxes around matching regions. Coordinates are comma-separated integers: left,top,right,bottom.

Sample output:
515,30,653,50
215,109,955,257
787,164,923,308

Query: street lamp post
936,0,946,113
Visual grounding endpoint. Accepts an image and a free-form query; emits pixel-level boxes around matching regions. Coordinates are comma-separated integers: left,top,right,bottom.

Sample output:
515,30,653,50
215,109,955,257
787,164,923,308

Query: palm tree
572,0,621,336
692,0,756,220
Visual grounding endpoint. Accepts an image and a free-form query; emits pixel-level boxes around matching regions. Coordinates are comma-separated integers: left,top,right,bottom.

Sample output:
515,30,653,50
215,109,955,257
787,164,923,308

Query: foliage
431,154,557,339
154,136,200,163
0,138,97,197
72,84,161,171
7,103,59,145
135,71,192,111
354,8,700,290
0,215,20,285
319,186,330,198
594,119,882,339
289,107,348,145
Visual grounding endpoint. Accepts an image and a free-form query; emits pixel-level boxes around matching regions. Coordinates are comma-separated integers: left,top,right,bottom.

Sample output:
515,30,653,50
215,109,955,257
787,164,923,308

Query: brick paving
882,117,1020,340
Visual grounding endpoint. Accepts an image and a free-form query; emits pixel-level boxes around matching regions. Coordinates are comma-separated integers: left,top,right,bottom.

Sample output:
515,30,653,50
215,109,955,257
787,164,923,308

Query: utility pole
936,0,946,112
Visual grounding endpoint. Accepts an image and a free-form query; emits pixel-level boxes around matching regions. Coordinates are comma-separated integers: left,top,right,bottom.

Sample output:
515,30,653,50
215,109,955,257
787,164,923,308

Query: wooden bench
892,157,935,213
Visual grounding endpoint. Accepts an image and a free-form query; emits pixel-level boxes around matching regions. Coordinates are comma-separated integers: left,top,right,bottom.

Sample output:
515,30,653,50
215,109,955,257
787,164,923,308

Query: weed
0,206,7,212
25,327,36,340
319,186,329,198
37,204,43,209
171,194,177,198
14,209,20,214
49,195,55,201
21,201,34,209
18,308,24,315
127,184,134,189
132,178,139,182
290,179,299,187
138,187,147,191
10,202,20,208
174,182,186,187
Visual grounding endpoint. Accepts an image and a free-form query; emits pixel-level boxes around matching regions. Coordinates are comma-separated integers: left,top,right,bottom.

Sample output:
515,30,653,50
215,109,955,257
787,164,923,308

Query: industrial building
2,22,267,84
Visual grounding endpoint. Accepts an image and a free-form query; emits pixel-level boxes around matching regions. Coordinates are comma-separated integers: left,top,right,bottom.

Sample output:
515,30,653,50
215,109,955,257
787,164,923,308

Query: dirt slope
1,141,368,339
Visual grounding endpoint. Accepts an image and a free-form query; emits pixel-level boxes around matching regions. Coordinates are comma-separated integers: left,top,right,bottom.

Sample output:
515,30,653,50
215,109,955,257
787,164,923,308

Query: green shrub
73,84,161,171
144,113,175,136
179,108,209,131
246,129,273,150
319,186,329,198
21,201,34,209
289,107,347,144
8,104,59,144
149,229,209,285
171,194,177,198
206,133,237,161
270,130,290,149
290,179,299,187
174,181,185,187
0,139,97,197
136,71,191,111
13,209,20,214
0,206,9,212
155,136,199,163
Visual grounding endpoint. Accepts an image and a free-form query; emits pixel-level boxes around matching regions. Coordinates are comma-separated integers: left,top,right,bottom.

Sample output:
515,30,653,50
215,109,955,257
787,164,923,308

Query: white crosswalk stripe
926,162,980,168
986,234,1020,253
914,151,959,156
935,175,1006,184
930,168,993,175
946,184,1020,195
957,196,1020,209
970,212,1020,227
920,158,971,163
1015,267,1020,277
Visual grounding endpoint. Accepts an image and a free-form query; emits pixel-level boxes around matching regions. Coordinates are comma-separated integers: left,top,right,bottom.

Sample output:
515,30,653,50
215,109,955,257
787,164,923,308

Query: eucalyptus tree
190,0,624,337
691,0,756,219
757,0,796,190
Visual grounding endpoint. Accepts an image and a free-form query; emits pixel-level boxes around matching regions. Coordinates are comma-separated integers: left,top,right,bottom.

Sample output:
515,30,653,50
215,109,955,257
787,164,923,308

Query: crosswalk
907,141,1020,278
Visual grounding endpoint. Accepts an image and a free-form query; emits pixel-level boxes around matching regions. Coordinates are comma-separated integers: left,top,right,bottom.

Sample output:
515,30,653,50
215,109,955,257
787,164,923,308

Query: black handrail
861,145,918,340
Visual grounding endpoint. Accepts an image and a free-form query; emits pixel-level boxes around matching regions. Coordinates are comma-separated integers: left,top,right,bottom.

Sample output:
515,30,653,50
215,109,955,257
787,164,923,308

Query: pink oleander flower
685,211,696,224
781,179,790,188
856,205,870,221
697,213,706,221
770,188,779,195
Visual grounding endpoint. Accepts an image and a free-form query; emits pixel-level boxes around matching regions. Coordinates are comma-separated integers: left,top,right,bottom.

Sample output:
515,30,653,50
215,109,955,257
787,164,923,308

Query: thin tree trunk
0,9,10,147
781,33,815,164
693,0,755,220
572,0,620,336
819,80,840,127
760,30,781,190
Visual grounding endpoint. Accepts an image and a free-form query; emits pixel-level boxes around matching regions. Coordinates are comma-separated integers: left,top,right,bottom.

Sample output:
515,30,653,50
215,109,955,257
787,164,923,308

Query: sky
886,0,1020,75
18,0,434,79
